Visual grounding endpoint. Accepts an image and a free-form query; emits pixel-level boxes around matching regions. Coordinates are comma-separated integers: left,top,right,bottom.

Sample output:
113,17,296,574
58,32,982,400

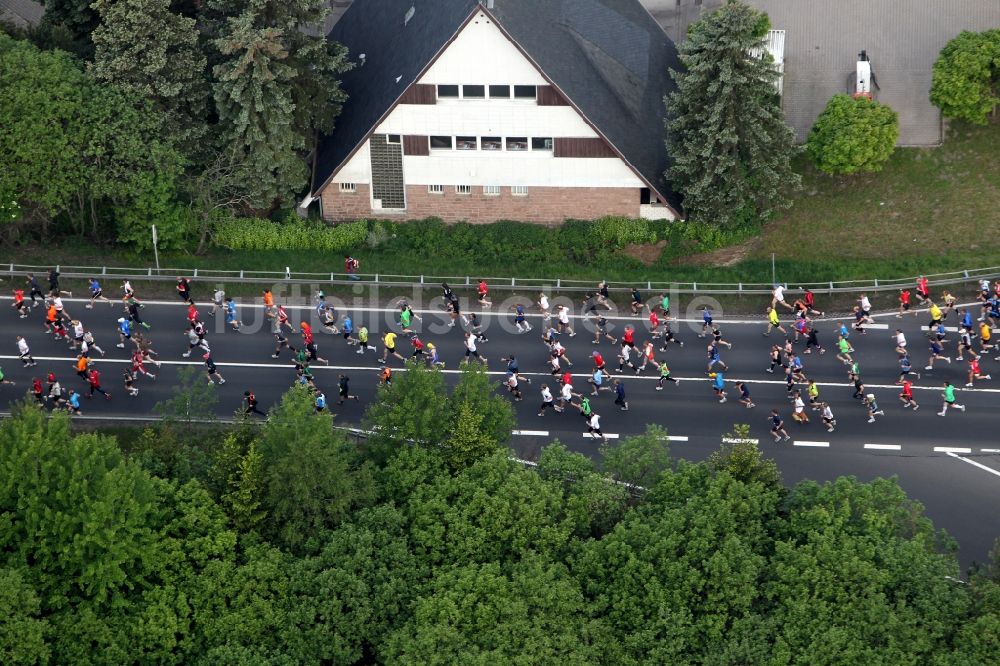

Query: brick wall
319,184,640,224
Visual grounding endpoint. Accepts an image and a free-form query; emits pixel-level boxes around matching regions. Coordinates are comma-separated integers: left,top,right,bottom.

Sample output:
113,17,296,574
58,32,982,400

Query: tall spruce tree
90,0,209,150
208,0,350,208
665,0,799,228
212,11,303,208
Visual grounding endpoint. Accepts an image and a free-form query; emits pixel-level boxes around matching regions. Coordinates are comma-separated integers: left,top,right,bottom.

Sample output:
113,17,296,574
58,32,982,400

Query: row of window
432,185,528,196
338,183,529,196
429,135,552,152
437,84,537,100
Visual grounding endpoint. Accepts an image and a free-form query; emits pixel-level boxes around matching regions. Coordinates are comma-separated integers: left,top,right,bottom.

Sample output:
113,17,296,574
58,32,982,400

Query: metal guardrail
3,261,998,296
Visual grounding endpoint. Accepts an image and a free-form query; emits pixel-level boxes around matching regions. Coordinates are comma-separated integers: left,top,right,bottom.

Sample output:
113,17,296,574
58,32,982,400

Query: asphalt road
2,289,998,570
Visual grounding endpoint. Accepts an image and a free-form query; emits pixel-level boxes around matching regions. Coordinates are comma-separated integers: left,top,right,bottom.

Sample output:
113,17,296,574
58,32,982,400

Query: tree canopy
0,386,997,663
930,29,1000,125
807,94,899,175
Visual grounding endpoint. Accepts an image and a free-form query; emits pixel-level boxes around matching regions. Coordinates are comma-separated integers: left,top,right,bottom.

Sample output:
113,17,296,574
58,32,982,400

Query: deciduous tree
930,29,1000,125
807,94,899,174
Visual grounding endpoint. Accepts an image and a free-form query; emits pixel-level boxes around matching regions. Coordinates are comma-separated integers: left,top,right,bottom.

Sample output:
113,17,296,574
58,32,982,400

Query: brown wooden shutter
537,85,568,106
403,135,429,156
553,137,616,158
399,84,436,104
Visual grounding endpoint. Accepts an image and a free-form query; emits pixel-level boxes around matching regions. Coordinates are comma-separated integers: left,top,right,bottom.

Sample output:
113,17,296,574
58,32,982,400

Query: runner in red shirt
591,350,606,372
11,289,29,318
277,304,291,332
31,377,44,403
131,350,157,381
800,288,824,317
916,276,930,304
648,310,662,338
187,303,200,327
897,288,912,318
87,368,111,400
966,358,991,387
300,322,314,345
477,279,492,307
898,379,918,410
621,326,635,348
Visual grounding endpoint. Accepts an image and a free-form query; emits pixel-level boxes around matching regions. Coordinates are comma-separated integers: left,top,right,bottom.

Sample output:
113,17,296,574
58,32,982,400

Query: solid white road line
512,429,549,436
583,433,619,439
721,437,759,444
945,451,1000,478
793,440,830,447
864,443,902,450
981,448,1000,453
934,446,973,453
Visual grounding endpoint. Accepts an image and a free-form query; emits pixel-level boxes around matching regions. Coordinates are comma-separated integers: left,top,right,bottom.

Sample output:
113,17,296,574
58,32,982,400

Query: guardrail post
285,267,291,279
556,279,561,289
102,266,106,276
874,279,878,288
147,267,152,277
193,268,198,278
511,277,516,287
465,276,470,286
964,270,969,278
829,281,833,290
647,280,651,290
56,265,60,272
693,282,697,291
240,270,244,279
8,263,12,273
420,275,424,284
330,272,334,282
375,274,379,283
738,283,742,292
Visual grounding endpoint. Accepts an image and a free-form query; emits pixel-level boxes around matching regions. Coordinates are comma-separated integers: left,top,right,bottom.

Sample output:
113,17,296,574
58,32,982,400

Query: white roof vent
404,6,415,25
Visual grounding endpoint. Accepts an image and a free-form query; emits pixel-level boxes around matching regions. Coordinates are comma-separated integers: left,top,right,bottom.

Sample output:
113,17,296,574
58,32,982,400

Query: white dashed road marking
793,440,830,448
934,446,973,453
865,443,902,450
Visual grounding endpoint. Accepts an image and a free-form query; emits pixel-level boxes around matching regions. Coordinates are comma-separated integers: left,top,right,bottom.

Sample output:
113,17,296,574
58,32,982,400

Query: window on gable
429,136,453,150
437,84,459,98
511,185,528,196
488,85,511,98
483,185,500,195
428,185,444,194
462,85,485,99
456,136,478,150
506,137,528,151
456,185,472,194
532,137,553,151
513,85,537,99
339,183,357,193
481,136,502,151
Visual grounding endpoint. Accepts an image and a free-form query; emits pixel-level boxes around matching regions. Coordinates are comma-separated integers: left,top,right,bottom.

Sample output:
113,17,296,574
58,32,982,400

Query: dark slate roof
312,0,682,211
0,0,44,28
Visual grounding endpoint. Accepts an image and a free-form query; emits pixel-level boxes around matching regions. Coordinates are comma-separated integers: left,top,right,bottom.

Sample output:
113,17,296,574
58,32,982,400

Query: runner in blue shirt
699,306,713,338
224,297,242,330
87,278,111,309
315,390,327,412
769,409,790,441
67,389,82,415
711,371,727,403
612,378,629,411
706,344,728,372
116,318,132,348
342,315,355,346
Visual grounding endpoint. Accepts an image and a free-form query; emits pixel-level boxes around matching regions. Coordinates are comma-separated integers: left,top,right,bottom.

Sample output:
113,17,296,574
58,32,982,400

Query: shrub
590,216,656,247
806,94,899,175
930,29,1000,125
212,216,368,251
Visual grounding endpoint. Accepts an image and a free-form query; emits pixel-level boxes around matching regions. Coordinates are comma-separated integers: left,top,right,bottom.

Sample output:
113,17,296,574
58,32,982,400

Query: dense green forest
1,364,998,664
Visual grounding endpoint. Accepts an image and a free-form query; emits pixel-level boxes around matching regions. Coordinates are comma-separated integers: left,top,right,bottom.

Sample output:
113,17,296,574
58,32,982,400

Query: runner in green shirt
836,335,854,365
938,382,966,416
0,367,13,386
660,293,670,316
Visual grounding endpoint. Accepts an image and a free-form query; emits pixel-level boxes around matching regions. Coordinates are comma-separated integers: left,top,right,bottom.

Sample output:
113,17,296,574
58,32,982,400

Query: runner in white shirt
556,305,575,337
821,403,837,432
893,329,907,356
772,285,793,311
587,413,607,442
859,294,873,322
462,332,487,365
559,382,573,411
791,391,809,423
70,320,85,350
538,384,556,416
16,336,36,366
210,289,225,315
82,330,105,357
537,292,551,322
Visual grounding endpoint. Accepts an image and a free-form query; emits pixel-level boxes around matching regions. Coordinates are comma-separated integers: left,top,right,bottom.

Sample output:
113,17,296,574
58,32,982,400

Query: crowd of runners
6,270,1000,442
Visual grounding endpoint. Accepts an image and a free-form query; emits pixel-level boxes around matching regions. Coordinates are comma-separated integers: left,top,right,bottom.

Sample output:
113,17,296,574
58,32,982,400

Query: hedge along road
2,292,998,568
